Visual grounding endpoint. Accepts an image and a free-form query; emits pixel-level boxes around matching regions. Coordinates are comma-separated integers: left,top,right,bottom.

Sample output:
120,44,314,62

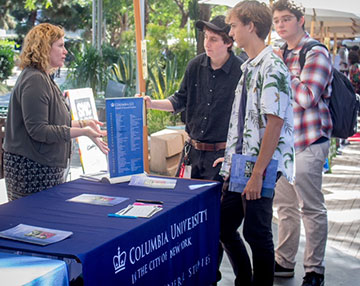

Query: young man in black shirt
143,15,243,183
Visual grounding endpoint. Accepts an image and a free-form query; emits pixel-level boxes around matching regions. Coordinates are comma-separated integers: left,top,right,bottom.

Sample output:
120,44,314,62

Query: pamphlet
0,224,73,246
129,175,177,189
67,193,129,206
80,170,134,184
229,154,278,198
116,204,163,218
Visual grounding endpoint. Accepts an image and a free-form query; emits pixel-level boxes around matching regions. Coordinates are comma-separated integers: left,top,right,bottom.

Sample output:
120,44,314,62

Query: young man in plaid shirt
272,1,333,286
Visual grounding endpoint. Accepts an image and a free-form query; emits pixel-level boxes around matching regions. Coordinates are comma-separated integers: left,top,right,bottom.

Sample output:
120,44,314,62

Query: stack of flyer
0,224,73,246
115,203,163,218
67,194,128,206
129,175,177,189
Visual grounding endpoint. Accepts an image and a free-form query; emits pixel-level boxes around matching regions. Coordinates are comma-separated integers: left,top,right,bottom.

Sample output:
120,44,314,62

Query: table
0,178,221,286
0,252,69,286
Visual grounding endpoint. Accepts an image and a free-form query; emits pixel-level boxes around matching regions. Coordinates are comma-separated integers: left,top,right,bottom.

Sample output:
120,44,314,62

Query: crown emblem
113,247,126,274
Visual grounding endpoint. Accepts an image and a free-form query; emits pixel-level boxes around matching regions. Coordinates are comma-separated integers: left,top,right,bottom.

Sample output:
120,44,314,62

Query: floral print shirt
220,46,295,183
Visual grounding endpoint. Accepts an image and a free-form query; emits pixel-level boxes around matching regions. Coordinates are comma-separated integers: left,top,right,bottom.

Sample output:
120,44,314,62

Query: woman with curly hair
3,23,109,201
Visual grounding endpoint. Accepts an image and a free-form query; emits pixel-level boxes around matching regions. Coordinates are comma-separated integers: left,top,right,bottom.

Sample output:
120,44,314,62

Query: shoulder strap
299,40,328,70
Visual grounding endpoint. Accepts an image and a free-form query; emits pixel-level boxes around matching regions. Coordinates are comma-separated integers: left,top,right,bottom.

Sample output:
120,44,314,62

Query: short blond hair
20,23,64,72
226,0,272,40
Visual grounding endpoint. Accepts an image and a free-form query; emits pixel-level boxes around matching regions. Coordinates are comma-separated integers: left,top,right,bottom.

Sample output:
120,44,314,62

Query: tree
0,0,16,30
9,0,92,44
194,3,211,54
103,0,133,48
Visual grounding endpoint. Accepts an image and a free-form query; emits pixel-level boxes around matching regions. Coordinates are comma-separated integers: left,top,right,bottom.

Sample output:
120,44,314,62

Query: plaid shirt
284,34,333,152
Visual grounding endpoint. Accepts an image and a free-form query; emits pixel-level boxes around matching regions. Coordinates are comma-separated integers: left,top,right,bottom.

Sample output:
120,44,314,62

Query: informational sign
66,88,108,174
106,97,144,179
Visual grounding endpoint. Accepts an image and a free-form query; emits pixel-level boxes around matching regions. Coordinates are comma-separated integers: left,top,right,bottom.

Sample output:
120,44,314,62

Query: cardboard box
150,129,184,176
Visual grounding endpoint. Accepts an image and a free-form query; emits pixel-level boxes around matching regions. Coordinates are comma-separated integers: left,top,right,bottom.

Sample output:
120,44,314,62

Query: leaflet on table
66,193,129,206
116,204,163,218
0,224,73,246
106,97,145,181
229,154,278,198
129,175,177,189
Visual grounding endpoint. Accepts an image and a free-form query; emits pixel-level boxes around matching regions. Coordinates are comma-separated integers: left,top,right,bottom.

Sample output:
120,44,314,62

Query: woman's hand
85,119,105,134
90,136,109,155
83,126,109,154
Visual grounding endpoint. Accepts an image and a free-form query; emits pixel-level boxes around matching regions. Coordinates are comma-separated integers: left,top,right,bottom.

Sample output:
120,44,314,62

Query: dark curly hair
348,50,359,65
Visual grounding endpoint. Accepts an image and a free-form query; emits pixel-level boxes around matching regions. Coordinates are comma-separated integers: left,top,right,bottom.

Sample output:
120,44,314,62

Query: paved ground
323,141,360,260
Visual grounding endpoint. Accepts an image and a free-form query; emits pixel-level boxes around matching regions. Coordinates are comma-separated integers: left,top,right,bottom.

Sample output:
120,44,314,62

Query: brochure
80,170,134,184
129,175,177,189
229,154,278,198
116,204,163,218
67,193,129,206
0,224,73,246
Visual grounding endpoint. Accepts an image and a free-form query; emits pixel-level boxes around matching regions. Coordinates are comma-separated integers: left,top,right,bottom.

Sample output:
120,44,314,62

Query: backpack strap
299,40,328,70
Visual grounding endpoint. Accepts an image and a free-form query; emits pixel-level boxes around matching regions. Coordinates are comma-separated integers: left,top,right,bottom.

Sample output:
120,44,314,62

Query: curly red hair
19,23,64,72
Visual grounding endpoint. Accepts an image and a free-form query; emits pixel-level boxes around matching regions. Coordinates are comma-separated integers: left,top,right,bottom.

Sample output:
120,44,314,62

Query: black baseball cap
195,15,230,34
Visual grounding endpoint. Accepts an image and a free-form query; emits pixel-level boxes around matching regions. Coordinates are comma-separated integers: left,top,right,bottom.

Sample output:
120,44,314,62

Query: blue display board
106,98,144,178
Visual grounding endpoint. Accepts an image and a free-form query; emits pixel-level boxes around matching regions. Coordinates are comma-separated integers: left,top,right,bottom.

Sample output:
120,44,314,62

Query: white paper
116,204,163,218
129,175,176,189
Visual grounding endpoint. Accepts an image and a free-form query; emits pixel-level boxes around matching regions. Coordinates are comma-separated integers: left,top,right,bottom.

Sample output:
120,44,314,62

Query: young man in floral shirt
272,1,333,285
217,1,294,285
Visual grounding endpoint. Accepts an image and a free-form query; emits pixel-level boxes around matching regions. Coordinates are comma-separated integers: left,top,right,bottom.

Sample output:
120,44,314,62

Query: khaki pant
274,140,330,274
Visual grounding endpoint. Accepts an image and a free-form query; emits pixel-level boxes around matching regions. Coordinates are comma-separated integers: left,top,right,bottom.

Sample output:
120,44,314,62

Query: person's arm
21,73,108,154
71,119,108,154
291,47,332,109
242,114,283,200
22,73,69,144
142,96,174,111
72,119,104,133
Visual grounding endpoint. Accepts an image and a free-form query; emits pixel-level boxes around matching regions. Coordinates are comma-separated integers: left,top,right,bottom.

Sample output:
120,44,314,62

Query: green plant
147,56,182,134
66,44,108,95
102,43,122,66
108,50,136,97
0,40,16,82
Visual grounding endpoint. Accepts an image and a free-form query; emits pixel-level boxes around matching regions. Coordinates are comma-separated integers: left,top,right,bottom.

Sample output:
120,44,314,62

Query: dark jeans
220,188,274,286
185,146,225,285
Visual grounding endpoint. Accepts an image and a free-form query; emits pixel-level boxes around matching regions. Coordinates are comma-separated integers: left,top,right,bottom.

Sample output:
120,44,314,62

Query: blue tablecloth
0,178,221,286
0,252,69,286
